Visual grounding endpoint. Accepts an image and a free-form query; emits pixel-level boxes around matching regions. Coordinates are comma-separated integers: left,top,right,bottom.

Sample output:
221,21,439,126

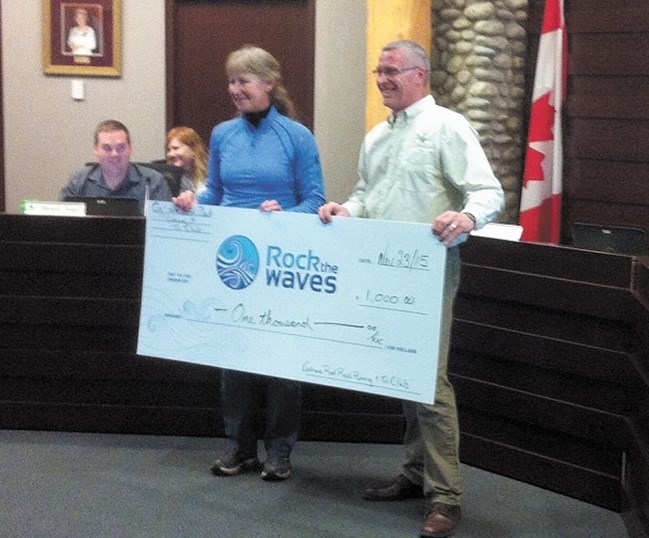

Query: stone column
430,0,529,222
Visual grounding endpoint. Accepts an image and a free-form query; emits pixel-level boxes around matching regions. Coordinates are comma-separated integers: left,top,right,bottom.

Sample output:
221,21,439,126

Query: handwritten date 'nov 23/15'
359,247,430,270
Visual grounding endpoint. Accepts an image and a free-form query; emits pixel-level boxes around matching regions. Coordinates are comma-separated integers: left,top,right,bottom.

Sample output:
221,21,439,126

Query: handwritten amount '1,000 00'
365,290,415,306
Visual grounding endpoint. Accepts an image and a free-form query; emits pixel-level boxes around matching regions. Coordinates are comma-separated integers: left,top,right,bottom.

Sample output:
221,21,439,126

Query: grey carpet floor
0,430,627,538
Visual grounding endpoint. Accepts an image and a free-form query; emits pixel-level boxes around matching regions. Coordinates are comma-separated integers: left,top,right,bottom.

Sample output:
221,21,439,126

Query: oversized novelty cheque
137,202,447,404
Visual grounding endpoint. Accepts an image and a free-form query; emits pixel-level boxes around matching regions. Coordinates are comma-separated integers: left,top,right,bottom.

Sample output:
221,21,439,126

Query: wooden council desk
0,214,647,533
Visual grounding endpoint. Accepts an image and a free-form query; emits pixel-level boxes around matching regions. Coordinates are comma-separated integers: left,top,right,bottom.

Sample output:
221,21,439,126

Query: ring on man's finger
449,223,458,230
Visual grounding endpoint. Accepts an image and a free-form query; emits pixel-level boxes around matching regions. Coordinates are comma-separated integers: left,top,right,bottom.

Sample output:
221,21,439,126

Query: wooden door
166,0,316,146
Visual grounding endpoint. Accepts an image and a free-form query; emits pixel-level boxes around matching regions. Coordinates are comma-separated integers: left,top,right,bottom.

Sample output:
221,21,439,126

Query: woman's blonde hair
226,45,298,120
166,126,208,184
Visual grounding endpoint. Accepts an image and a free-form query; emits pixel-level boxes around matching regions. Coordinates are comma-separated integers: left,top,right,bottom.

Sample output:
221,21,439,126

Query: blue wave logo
216,235,260,290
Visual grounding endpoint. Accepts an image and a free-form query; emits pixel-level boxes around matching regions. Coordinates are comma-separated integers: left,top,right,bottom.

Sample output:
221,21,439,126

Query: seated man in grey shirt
60,119,173,214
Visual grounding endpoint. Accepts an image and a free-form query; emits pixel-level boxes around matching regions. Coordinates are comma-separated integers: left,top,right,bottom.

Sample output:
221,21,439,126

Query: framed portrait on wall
43,0,122,77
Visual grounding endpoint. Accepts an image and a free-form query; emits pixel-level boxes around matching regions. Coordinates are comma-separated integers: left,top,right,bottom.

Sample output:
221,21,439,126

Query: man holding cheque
318,40,504,538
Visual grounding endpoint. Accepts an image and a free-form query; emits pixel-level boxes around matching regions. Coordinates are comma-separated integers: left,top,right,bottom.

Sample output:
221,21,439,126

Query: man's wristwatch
462,212,476,228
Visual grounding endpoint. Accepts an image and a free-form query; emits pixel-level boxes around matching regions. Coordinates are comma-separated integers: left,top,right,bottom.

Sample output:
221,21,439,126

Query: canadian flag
519,0,567,243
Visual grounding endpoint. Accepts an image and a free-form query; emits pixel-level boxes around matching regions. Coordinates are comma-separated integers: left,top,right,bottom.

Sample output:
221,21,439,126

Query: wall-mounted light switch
71,79,85,101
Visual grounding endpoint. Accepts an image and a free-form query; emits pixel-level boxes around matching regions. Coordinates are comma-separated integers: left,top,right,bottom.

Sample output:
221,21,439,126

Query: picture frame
43,0,122,77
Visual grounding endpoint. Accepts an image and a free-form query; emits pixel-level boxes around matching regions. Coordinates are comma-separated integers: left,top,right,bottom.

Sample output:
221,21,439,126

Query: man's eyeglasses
372,66,420,78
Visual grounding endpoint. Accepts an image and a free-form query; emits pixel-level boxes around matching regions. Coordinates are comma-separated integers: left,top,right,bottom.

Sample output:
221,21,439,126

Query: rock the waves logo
216,235,260,290
216,235,339,294
265,245,338,293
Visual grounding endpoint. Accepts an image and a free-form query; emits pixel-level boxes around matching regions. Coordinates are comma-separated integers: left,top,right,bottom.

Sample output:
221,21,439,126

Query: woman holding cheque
173,45,325,481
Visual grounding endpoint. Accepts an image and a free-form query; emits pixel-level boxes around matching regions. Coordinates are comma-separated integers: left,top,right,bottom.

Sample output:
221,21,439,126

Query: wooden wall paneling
568,76,649,120
623,429,649,536
301,385,404,443
1,377,214,408
456,294,635,353
556,0,649,243
0,215,145,244
0,296,138,327
454,377,626,511
453,351,635,419
453,235,649,515
569,33,649,76
0,348,214,383
452,363,630,447
459,264,645,320
460,419,623,510
566,200,649,232
460,407,623,475
0,214,220,438
453,321,644,386
621,300,649,534
0,242,142,298
459,236,638,286
568,5,649,34
0,400,221,437
0,271,136,298
566,160,649,205
567,118,649,168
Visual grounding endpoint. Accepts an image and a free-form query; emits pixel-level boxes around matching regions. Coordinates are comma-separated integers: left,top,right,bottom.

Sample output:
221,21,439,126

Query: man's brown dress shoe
420,502,461,537
362,474,424,501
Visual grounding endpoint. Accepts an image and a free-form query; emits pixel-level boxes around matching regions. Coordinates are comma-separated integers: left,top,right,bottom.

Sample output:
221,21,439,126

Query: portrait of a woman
67,7,97,56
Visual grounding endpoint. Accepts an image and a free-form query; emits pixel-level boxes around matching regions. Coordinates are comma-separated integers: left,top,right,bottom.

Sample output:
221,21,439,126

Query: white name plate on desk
137,202,447,404
21,200,86,216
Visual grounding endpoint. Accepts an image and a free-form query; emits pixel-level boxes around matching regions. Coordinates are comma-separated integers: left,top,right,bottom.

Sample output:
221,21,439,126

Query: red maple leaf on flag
523,93,556,187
